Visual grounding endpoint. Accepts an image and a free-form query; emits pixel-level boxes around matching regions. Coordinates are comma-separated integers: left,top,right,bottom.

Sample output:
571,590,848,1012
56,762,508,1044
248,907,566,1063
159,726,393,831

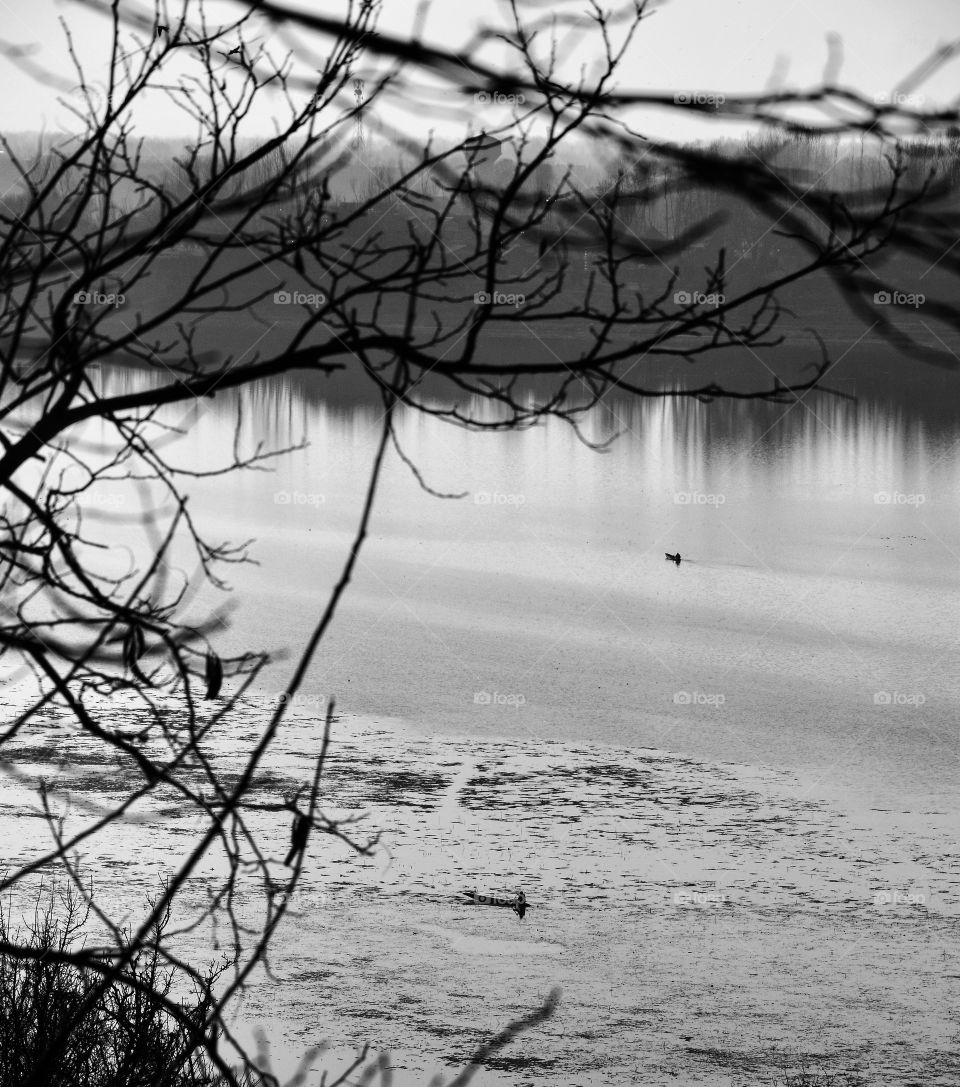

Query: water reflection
10,362,960,811
89,357,960,470
83,361,960,605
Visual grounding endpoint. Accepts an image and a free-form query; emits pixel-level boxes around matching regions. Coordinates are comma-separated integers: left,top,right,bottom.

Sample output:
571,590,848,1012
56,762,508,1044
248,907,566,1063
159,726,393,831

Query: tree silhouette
0,0,958,1083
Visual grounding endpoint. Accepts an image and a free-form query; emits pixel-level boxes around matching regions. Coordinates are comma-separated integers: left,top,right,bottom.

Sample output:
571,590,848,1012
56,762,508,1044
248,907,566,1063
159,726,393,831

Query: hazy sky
0,0,957,142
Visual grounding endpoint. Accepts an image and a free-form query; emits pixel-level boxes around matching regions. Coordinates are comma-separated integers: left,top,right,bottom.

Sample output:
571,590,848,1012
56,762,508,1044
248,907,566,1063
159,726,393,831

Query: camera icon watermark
673,290,724,306
473,691,526,708
873,690,926,707
474,291,525,308
74,290,125,308
274,490,325,507
274,290,326,308
673,690,725,707
873,290,924,308
674,491,725,506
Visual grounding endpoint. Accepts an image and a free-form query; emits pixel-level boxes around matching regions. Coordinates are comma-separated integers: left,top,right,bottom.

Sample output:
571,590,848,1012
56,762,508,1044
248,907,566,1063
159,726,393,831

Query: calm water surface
4,369,959,1084
102,371,959,811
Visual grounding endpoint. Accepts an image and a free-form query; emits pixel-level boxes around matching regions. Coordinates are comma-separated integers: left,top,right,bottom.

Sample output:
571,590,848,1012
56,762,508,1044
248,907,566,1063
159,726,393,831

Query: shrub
0,882,235,1087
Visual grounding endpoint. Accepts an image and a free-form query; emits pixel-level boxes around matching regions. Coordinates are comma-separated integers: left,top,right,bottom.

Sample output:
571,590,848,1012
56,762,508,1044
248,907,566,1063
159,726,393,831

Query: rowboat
665,552,681,565
461,889,528,919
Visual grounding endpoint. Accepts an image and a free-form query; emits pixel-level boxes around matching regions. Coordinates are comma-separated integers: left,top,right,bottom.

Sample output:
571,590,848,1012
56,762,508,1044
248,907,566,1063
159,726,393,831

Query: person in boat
665,552,681,566
462,888,527,919
205,650,223,699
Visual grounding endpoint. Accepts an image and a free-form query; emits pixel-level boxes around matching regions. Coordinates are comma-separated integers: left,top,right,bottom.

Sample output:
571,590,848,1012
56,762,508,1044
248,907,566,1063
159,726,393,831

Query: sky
0,0,957,146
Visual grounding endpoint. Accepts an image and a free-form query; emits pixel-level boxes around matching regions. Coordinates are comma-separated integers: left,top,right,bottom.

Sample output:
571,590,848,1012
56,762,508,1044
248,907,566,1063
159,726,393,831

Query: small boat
461,889,528,919
665,552,681,566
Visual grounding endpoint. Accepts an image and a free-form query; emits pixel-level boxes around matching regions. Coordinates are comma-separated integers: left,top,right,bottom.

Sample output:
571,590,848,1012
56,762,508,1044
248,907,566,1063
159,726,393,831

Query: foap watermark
873,290,924,309
473,691,526,708
274,290,326,308
674,690,725,707
162,241,205,256
474,291,525,308
474,91,526,106
674,490,725,507
474,491,525,507
272,885,331,909
674,92,725,107
274,490,325,507
83,492,126,510
74,290,125,308
65,83,111,114
873,690,926,707
874,491,925,506
296,888,332,909
873,91,926,108
270,691,328,709
873,888,926,908
673,889,727,908
674,290,724,306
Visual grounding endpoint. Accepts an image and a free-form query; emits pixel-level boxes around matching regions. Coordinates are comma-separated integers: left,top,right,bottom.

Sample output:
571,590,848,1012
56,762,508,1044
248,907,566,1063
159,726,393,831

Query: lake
2,359,958,1085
